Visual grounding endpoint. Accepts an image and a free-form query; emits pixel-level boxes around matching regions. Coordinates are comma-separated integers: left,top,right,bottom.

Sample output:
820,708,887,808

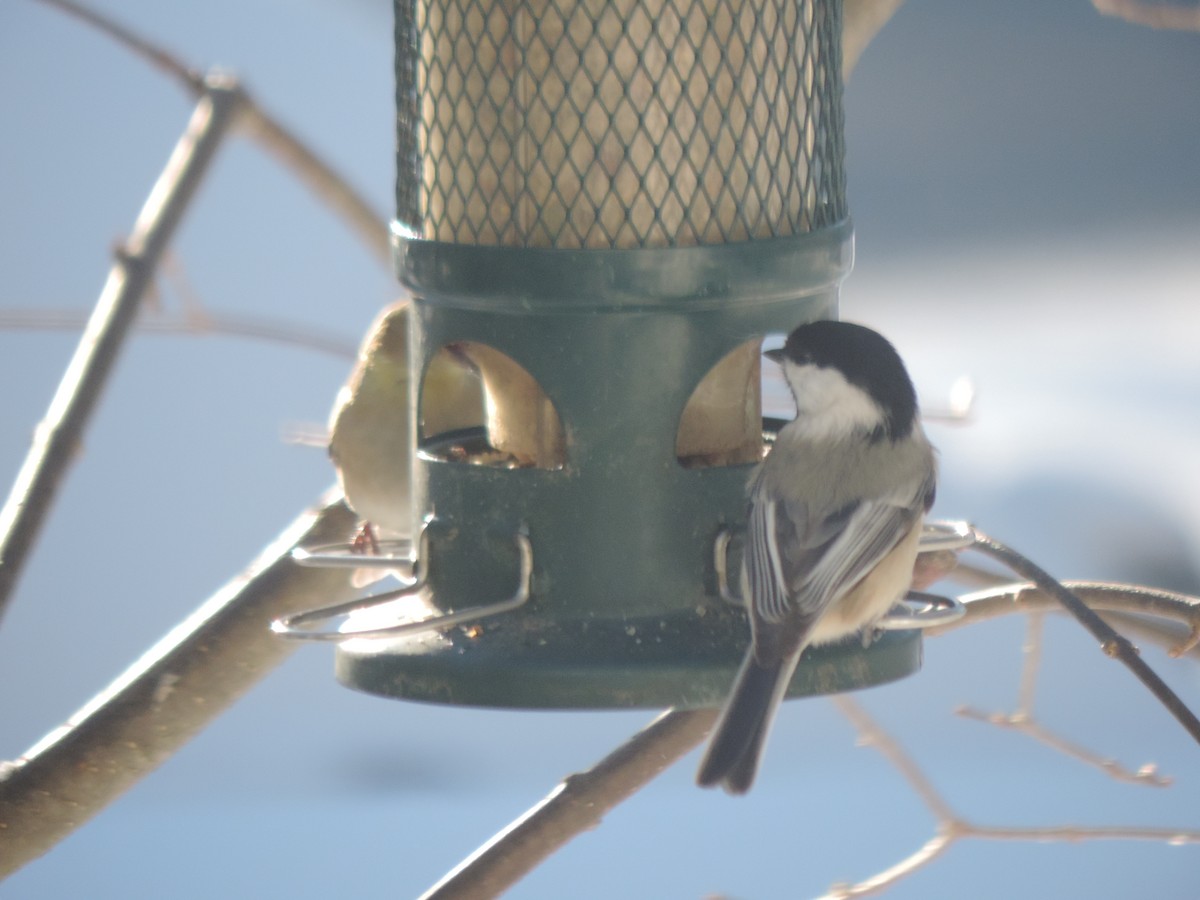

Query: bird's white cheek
784,366,883,440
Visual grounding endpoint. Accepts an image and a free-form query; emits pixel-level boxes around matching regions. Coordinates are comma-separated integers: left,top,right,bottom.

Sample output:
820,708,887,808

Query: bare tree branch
0,494,360,878
0,78,243,626
1099,608,1200,660
420,708,718,900
956,612,1173,786
1017,610,1045,713
35,0,206,89
822,696,1200,899
843,0,906,76
948,532,1200,748
834,696,955,822
235,103,391,265
34,0,391,266
957,705,1173,787
928,581,1200,653
968,823,1200,842
1092,0,1200,31
840,0,1200,88
822,833,954,900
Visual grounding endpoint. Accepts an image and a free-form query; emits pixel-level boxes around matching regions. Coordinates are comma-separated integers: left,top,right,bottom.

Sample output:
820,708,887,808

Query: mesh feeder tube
334,0,921,707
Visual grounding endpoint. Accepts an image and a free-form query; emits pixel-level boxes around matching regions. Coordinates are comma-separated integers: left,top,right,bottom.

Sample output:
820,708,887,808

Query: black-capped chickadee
697,320,937,794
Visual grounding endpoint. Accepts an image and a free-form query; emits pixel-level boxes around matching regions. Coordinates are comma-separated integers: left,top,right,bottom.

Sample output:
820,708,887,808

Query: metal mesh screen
395,0,846,249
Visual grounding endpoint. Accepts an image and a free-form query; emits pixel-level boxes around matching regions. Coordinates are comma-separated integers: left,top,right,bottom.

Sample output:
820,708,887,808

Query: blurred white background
1,0,1198,897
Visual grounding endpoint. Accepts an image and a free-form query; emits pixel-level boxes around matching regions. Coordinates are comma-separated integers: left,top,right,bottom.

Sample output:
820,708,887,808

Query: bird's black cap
769,319,918,440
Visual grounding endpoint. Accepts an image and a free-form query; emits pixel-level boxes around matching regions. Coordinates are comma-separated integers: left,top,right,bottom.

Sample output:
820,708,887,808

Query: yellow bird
328,302,482,560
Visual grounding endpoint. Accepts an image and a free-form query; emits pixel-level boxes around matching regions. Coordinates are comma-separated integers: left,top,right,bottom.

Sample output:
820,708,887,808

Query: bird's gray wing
748,471,931,626
743,479,853,622
784,497,916,619
744,496,794,623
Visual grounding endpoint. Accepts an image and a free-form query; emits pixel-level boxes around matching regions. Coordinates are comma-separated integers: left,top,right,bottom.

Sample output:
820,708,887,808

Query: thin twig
827,696,961,898
0,494,360,878
1016,611,1045,714
35,0,205,90
928,581,1200,645
969,823,1200,843
235,103,391,265
34,0,391,265
956,612,1172,786
824,697,1200,899
958,532,1200,748
956,706,1173,787
821,833,954,900
0,78,244,627
834,696,957,822
1101,609,1200,660
0,307,358,360
420,708,718,900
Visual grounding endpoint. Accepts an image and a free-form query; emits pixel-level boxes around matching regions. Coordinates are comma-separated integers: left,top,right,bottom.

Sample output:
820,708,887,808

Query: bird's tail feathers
696,651,798,794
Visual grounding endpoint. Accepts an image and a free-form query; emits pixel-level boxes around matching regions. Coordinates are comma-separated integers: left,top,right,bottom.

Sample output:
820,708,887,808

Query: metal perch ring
272,528,533,642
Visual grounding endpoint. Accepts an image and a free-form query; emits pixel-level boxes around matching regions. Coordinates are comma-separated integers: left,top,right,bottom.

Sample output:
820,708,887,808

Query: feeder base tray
335,609,921,709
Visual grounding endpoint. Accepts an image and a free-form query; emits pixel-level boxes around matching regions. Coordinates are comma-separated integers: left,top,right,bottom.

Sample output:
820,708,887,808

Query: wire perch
272,528,534,642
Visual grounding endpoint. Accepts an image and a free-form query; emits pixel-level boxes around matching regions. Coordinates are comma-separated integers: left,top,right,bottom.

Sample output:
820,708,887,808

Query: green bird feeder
284,0,947,708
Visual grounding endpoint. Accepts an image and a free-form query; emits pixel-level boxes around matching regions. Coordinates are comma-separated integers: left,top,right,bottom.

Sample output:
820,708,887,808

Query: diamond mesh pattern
395,0,846,249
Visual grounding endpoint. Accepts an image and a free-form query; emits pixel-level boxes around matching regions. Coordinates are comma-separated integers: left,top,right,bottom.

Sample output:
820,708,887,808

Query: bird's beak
763,348,784,365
